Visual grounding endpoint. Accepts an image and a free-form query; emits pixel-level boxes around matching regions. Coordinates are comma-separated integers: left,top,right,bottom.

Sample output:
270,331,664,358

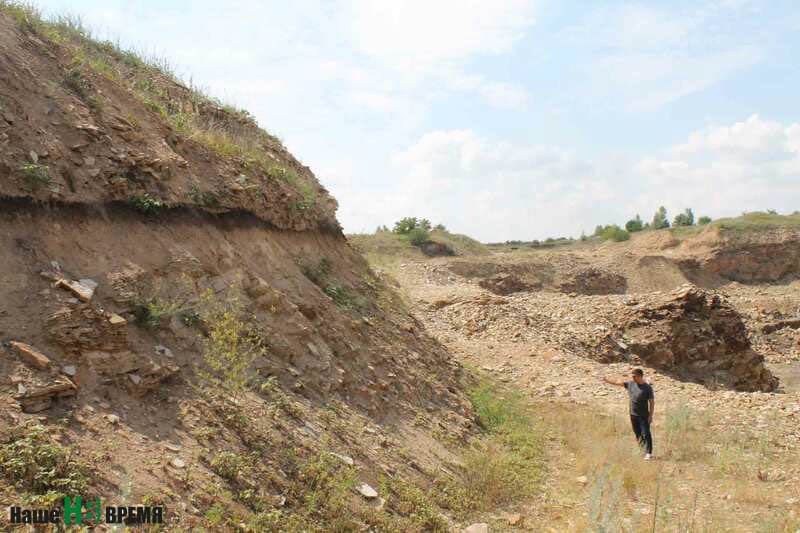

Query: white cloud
675,114,794,155
383,116,800,241
635,114,800,216
345,0,536,71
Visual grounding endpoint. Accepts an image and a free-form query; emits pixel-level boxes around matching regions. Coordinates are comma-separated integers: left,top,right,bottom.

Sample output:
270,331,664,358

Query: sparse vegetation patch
129,193,165,214
19,162,51,190
0,422,90,501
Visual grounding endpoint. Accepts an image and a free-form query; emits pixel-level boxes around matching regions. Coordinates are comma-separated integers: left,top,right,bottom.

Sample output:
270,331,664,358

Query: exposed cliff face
0,202,469,415
676,227,800,284
597,285,778,392
702,232,800,283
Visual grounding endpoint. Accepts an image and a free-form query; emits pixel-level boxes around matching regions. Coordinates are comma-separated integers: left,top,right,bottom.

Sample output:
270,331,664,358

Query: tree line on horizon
589,206,711,242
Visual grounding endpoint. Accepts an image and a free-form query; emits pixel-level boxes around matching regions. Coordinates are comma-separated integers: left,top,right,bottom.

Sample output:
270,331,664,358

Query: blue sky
36,0,800,241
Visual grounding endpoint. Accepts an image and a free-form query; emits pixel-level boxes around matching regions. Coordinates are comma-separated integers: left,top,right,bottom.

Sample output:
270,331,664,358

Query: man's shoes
644,453,652,460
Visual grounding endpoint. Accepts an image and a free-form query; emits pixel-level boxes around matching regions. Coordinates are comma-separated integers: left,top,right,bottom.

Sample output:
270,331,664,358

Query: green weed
198,289,267,399
133,298,184,328
19,163,50,190
0,422,90,498
129,193,165,214
323,284,353,308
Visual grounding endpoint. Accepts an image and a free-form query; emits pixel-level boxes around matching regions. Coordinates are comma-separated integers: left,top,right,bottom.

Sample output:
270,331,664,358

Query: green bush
594,224,630,242
625,214,644,232
133,298,184,328
408,227,430,246
199,290,267,399
393,217,419,234
393,216,432,235
698,215,712,225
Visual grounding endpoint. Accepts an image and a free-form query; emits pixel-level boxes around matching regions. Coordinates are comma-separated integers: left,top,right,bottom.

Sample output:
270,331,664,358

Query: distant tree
594,225,604,237
625,214,644,233
698,216,712,225
580,232,588,241
673,208,695,227
419,218,432,231
375,225,389,233
393,217,419,234
767,209,778,215
652,206,670,229
433,223,446,231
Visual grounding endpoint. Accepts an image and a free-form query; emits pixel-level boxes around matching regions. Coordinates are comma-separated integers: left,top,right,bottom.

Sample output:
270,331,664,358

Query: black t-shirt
624,381,654,417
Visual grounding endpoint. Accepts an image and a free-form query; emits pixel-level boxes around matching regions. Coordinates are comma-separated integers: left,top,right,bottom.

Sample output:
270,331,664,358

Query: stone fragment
56,279,95,301
155,344,174,358
330,452,354,466
62,365,77,376
170,457,186,469
357,483,378,499
108,313,127,325
15,378,77,413
463,524,489,533
9,341,51,369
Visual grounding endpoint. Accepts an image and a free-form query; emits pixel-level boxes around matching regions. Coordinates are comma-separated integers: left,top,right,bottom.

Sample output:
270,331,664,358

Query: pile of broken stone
2,268,178,414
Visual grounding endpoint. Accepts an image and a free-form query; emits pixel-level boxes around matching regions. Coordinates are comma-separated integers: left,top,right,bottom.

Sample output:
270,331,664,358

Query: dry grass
534,401,799,532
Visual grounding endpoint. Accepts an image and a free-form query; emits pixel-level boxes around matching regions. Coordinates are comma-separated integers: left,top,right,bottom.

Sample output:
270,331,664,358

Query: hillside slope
0,7,479,531
349,229,489,264
0,6,337,231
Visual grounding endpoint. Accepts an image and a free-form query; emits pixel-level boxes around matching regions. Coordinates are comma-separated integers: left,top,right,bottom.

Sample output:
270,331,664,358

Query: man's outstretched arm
601,375,627,387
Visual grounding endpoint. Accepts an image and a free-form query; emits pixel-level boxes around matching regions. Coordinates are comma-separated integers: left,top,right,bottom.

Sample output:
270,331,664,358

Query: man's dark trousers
630,415,653,454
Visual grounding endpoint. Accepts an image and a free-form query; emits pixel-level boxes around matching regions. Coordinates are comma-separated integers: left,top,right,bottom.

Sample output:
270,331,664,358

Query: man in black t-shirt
602,368,655,459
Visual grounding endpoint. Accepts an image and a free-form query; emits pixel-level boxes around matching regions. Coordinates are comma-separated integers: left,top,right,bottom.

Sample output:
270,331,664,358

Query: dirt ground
377,236,800,532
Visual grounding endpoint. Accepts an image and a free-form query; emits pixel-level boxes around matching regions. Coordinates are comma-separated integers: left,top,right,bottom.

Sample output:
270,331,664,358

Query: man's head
631,368,644,384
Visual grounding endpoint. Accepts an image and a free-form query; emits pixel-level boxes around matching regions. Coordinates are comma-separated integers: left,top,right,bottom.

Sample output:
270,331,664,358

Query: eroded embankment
0,200,469,416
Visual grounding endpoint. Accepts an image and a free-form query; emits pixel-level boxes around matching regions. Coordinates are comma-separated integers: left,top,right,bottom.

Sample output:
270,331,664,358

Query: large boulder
600,285,778,392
